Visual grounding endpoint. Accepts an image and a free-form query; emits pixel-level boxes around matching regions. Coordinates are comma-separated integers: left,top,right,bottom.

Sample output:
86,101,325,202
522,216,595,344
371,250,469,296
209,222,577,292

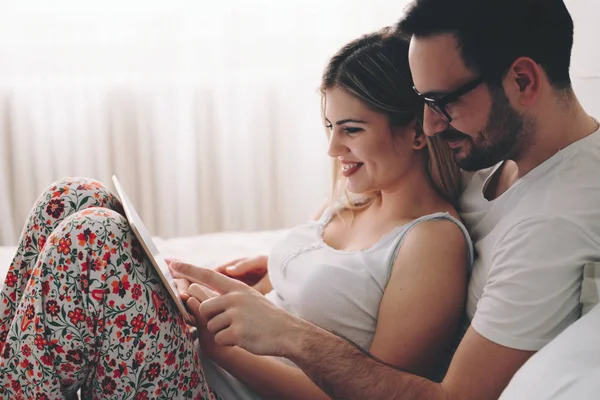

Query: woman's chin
345,184,360,194
345,181,370,195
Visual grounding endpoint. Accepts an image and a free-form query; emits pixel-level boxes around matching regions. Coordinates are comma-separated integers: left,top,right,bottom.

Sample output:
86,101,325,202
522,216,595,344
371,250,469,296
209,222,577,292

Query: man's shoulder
527,150,600,218
510,137,600,217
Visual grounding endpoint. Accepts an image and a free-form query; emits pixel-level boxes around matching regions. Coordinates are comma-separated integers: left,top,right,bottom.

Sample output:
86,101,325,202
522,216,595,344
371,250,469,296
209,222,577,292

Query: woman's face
324,87,421,195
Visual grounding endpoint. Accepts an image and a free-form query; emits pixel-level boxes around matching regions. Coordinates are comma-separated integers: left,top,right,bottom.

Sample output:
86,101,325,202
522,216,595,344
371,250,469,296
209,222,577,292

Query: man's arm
285,320,533,400
286,319,444,400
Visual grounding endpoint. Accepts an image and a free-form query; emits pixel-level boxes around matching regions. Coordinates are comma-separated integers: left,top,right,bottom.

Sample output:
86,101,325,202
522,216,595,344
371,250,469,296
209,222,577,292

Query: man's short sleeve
471,216,591,351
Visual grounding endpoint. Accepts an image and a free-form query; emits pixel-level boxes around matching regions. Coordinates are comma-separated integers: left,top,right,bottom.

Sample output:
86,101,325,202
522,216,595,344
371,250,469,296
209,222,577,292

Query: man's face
408,33,529,171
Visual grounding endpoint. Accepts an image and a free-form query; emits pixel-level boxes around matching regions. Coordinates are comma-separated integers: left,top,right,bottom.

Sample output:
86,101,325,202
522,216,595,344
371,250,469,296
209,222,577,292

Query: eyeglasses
413,76,484,123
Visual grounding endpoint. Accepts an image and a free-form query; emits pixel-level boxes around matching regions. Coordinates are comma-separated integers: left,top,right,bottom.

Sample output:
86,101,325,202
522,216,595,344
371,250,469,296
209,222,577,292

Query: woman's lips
341,162,363,177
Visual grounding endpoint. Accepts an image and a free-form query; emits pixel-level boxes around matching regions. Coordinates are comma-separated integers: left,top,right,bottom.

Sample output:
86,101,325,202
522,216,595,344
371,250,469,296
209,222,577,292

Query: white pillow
499,304,600,399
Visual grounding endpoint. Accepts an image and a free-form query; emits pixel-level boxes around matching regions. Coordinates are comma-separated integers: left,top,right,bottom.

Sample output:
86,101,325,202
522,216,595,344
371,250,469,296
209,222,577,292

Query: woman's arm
368,219,469,378
212,346,332,400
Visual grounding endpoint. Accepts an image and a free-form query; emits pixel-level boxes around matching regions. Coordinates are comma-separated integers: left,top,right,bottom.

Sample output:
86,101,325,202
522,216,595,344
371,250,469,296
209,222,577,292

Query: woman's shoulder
396,211,473,266
409,213,466,240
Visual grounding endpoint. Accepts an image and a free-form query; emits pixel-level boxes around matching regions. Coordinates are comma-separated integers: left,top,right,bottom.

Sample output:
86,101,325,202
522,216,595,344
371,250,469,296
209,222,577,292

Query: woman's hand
214,255,273,295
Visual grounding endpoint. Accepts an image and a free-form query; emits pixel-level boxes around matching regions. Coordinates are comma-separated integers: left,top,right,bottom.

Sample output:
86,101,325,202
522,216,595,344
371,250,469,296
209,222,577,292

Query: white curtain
0,0,411,245
0,0,599,246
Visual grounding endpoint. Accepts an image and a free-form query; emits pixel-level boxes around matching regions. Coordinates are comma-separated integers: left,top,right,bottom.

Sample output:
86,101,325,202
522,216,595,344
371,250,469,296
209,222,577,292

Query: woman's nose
327,130,348,158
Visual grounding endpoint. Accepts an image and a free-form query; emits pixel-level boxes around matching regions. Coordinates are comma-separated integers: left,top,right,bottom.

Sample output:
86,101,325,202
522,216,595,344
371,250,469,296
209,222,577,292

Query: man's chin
455,151,503,172
456,160,483,172
451,149,470,168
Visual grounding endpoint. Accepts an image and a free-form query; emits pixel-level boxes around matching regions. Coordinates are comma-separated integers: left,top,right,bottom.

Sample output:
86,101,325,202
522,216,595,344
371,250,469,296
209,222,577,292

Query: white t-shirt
459,127,600,351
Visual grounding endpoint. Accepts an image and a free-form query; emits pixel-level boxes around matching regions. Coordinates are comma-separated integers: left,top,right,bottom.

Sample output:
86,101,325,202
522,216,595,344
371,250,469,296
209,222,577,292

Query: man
172,0,600,398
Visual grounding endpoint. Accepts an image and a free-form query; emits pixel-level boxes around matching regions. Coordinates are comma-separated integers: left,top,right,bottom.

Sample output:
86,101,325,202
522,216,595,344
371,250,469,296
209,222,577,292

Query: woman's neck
375,165,452,220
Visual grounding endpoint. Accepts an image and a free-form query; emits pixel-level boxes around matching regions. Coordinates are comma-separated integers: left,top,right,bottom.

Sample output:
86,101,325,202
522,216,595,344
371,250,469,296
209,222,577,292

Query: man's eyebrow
420,90,448,99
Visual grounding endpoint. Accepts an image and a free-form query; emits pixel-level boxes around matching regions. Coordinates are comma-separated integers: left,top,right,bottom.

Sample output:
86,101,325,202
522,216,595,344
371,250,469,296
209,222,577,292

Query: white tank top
202,206,474,399
265,206,474,351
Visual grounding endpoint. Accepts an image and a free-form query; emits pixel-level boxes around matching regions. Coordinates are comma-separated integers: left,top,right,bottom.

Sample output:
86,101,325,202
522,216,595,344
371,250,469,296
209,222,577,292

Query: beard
441,87,534,172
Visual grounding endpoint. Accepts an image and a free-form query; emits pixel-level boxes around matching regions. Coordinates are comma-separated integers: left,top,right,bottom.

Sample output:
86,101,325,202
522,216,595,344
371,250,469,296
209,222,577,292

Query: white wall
567,1,600,117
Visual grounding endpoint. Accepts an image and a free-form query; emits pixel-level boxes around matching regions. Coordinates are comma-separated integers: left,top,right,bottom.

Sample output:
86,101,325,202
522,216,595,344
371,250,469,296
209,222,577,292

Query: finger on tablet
174,277,191,300
188,283,215,302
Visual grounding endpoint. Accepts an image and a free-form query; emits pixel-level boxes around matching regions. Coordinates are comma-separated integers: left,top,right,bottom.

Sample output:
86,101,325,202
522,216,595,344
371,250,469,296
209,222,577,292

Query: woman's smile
341,162,364,177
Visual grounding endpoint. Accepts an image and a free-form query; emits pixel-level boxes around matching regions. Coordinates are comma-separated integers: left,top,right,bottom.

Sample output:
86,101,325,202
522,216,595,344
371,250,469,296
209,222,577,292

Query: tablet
112,175,192,324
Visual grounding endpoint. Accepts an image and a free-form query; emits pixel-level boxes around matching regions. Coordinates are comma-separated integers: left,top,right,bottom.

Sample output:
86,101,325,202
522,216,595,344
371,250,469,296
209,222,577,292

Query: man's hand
167,258,192,298
167,258,198,325
171,261,305,357
214,255,272,294
185,282,238,359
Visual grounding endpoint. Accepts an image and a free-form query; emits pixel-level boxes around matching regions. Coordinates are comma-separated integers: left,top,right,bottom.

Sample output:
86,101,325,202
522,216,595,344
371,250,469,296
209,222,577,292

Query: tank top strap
388,212,474,271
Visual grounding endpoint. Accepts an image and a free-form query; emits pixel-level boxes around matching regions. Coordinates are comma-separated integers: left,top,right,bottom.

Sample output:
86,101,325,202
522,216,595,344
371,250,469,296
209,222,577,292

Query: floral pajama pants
0,178,220,400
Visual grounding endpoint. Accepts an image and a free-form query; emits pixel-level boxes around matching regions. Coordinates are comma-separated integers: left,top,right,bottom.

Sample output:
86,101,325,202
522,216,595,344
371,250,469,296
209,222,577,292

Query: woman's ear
410,121,428,150
412,135,427,150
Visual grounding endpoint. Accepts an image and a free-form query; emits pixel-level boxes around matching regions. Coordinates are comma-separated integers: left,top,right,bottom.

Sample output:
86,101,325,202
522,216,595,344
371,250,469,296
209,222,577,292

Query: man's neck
516,95,596,178
488,95,597,200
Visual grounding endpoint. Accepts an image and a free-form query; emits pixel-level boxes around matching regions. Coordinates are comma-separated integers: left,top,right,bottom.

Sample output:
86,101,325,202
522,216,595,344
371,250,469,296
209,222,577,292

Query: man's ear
504,57,542,107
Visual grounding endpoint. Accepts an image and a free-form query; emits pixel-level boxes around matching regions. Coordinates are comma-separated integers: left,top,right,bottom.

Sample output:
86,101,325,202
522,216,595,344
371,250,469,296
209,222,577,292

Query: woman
175,27,473,399
0,27,471,399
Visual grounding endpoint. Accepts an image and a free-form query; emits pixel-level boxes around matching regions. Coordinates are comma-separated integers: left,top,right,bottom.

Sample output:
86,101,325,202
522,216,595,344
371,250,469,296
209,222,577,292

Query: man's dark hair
397,0,574,90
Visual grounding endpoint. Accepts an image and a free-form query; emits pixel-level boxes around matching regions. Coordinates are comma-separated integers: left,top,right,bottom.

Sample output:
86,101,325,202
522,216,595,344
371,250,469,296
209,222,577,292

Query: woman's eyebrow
335,119,368,125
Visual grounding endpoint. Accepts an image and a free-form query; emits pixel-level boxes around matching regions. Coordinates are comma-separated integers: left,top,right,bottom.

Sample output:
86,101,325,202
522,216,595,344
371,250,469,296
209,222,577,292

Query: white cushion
500,304,600,399
581,262,600,315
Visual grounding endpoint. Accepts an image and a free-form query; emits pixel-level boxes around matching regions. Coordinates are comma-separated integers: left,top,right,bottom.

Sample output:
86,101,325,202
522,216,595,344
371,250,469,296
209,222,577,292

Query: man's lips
445,137,465,149
440,130,468,149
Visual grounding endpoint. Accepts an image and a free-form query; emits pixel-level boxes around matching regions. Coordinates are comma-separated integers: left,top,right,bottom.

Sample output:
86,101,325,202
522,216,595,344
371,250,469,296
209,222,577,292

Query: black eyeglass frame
413,76,485,123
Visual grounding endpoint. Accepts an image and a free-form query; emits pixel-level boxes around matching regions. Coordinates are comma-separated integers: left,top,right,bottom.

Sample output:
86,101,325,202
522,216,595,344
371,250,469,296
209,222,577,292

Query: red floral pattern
0,178,221,399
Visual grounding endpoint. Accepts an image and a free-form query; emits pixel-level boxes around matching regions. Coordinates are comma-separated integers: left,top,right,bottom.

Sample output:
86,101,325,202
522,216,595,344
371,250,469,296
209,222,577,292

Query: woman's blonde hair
320,27,461,209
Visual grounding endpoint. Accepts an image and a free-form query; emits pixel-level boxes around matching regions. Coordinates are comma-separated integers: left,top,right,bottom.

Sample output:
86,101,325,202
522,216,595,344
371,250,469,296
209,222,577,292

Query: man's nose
422,106,448,137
